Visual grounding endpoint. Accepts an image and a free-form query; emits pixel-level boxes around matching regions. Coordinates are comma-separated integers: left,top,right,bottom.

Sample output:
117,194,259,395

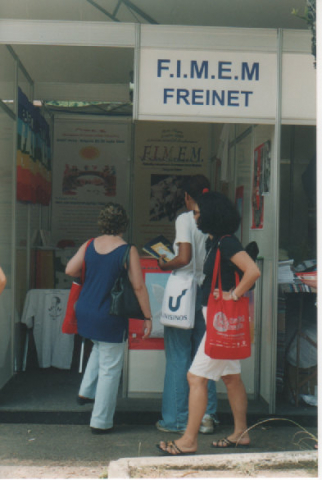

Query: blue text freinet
157,59,260,107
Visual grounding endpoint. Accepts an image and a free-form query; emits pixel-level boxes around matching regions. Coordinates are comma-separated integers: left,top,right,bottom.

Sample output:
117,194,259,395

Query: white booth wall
0,44,52,387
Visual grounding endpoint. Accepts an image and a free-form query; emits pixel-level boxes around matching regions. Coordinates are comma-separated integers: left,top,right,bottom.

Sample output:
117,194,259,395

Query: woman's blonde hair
98,202,129,235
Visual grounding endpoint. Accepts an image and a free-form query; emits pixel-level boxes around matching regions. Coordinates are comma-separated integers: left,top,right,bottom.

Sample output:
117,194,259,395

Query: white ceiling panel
12,45,134,84
1,0,309,30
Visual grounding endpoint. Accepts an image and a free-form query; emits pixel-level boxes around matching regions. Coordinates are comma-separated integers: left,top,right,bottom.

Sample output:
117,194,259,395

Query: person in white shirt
156,175,218,434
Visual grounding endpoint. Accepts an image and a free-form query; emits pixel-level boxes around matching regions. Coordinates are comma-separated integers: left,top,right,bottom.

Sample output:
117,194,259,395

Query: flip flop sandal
211,438,250,448
156,440,196,456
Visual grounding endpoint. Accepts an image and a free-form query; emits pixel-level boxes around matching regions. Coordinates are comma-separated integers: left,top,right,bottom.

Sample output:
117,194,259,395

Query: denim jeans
79,340,125,429
159,288,217,431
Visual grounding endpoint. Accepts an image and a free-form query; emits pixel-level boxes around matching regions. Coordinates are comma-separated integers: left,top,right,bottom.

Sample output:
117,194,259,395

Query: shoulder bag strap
122,244,132,271
210,246,222,300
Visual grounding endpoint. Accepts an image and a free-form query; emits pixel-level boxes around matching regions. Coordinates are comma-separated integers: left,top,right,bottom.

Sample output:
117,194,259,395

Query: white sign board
138,49,277,121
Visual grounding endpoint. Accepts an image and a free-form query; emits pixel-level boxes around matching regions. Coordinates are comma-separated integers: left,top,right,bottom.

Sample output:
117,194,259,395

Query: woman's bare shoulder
94,236,127,254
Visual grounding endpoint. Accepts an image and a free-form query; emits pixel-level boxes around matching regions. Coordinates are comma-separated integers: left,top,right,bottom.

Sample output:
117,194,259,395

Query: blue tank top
76,241,128,343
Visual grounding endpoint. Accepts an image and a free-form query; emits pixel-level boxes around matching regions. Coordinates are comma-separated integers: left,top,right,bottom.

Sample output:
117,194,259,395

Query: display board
132,122,210,251
52,119,130,246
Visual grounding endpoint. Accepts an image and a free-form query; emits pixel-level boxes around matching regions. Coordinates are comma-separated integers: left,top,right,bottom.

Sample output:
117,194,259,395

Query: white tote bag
160,272,197,329
160,228,197,329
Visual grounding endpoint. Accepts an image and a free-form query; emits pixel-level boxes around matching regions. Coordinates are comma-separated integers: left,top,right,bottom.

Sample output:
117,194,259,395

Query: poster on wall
133,122,210,251
52,121,129,246
16,88,51,205
251,140,271,230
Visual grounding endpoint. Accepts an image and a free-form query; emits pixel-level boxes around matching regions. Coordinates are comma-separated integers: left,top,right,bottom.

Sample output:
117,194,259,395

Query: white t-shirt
21,289,74,369
172,211,207,285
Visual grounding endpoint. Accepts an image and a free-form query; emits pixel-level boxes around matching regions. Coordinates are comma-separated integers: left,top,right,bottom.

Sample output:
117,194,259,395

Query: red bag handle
210,248,223,299
81,238,94,284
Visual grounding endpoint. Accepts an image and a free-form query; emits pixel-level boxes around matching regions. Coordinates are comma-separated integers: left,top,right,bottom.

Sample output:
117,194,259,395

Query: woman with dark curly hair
66,202,152,434
157,192,260,455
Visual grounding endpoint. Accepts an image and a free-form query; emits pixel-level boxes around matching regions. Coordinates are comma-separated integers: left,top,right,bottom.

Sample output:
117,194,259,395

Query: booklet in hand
142,235,175,262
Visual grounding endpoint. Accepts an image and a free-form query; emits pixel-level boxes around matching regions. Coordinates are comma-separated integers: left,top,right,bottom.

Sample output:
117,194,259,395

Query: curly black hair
98,202,129,235
196,192,240,236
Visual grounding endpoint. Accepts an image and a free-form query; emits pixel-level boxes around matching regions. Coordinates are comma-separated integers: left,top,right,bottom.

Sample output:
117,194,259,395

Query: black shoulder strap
121,244,132,270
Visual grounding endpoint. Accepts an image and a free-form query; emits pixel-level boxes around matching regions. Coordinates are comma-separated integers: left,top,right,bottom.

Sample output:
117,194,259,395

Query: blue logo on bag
168,289,188,312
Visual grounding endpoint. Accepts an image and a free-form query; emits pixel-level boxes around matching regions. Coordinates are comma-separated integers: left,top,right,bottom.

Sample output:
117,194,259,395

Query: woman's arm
214,251,260,300
65,242,88,277
128,246,153,339
230,251,261,298
0,267,7,295
158,242,192,271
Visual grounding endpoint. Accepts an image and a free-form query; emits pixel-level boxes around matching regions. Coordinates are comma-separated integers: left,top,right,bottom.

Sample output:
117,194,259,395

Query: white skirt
189,307,241,381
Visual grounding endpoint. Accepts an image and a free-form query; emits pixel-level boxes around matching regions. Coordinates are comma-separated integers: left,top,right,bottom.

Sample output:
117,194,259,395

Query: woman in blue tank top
66,203,152,434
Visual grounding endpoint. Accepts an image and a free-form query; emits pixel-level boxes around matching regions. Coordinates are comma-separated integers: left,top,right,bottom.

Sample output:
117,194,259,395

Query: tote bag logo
213,312,230,332
213,312,246,332
169,289,188,312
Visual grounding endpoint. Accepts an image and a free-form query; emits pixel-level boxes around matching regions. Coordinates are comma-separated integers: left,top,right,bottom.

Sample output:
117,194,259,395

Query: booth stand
125,258,169,397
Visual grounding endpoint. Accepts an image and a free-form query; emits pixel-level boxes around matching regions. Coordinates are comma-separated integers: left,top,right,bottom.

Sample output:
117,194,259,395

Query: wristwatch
230,289,239,301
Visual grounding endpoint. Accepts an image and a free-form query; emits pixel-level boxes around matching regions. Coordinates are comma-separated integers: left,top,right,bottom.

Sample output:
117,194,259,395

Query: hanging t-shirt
21,289,73,369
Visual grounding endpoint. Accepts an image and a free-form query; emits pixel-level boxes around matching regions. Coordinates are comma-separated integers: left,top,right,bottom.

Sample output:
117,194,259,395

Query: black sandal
211,437,250,448
156,440,196,456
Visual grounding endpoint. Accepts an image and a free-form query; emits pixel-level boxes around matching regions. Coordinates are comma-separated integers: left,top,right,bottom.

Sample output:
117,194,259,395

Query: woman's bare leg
213,373,250,446
159,372,208,454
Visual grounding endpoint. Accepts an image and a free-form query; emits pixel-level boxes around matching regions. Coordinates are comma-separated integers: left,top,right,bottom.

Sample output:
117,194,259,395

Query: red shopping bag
205,247,251,360
62,281,82,334
61,239,93,335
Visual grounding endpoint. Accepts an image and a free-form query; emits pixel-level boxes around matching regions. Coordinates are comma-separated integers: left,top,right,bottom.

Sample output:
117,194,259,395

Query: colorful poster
133,122,210,251
16,88,51,205
51,120,130,246
251,141,270,230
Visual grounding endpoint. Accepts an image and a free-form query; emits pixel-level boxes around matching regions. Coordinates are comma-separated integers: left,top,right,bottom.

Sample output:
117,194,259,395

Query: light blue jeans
159,288,218,431
79,340,125,429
